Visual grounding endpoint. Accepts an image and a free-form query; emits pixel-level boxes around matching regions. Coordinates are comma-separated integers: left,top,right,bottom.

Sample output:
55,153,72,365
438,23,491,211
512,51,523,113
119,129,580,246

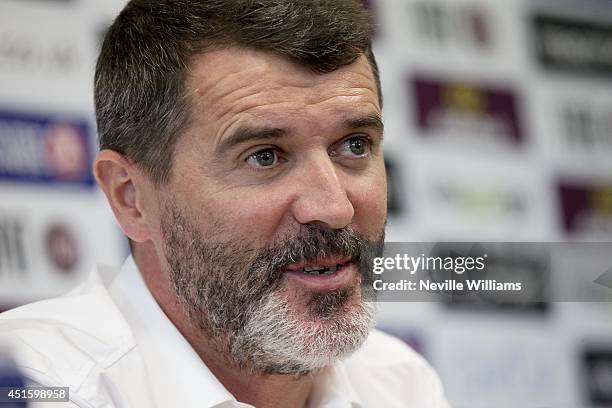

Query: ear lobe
93,149,151,243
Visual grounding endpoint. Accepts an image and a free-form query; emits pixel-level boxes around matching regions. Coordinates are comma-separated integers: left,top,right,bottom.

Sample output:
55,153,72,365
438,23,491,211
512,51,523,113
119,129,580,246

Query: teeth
302,263,344,275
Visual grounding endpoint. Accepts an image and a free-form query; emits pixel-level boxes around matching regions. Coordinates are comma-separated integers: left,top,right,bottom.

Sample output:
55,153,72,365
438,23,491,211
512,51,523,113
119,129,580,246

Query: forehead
184,47,380,135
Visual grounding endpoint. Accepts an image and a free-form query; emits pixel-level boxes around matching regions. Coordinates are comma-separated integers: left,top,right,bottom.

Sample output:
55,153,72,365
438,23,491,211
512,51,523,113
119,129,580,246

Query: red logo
44,123,88,180
45,224,79,274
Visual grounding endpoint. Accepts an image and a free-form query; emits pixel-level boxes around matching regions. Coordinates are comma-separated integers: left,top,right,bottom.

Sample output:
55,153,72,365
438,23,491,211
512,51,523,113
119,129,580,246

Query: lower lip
283,262,357,291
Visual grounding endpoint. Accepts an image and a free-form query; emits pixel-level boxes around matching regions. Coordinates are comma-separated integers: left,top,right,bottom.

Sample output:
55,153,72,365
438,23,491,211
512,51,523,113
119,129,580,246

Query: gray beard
161,201,383,375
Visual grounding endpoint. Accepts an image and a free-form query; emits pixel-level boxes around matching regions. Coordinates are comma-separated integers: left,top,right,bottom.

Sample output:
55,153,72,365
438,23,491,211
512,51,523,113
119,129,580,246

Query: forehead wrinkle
202,68,273,105
214,100,381,154
208,92,296,148
188,48,378,106
212,104,303,154
192,73,313,128
212,80,379,125
193,56,377,116
210,87,381,151
185,51,380,152
186,62,272,126
303,88,379,111
189,51,306,108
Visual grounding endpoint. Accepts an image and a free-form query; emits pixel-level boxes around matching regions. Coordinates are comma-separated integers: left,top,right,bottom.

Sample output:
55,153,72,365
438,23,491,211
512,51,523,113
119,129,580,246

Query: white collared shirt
0,257,450,408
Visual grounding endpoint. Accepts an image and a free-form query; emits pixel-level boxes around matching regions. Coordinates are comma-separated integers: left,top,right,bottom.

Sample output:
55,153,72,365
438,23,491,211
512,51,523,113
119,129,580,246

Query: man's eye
348,137,368,155
246,149,279,168
341,136,371,156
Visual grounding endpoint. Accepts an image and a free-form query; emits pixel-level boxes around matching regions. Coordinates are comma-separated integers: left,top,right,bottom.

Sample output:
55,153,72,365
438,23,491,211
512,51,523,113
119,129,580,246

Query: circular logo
44,123,88,180
45,224,79,274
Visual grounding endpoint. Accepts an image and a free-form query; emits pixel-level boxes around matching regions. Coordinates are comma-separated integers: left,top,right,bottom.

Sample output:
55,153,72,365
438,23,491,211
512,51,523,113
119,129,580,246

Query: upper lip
285,256,352,272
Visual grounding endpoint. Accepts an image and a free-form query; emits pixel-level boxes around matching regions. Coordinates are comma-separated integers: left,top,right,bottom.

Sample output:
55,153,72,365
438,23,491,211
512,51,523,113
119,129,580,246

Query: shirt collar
309,364,363,408
108,255,249,408
108,255,363,408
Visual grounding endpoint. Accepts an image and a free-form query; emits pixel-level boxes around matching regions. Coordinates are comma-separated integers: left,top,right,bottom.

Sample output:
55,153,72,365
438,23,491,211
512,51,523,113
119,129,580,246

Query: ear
93,150,153,243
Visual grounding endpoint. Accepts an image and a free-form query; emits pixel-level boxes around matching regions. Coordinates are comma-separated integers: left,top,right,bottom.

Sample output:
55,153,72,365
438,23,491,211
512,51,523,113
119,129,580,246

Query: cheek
348,172,387,238
196,188,292,241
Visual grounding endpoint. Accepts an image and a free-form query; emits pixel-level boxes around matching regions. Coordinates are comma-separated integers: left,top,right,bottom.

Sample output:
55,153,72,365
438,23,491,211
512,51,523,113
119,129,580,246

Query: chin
228,283,376,376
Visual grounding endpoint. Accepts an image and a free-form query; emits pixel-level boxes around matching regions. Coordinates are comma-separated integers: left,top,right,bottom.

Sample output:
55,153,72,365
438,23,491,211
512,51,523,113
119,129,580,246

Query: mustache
250,224,384,292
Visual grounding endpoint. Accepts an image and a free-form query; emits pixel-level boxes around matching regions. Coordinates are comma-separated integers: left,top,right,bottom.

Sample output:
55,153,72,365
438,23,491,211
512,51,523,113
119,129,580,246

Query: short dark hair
95,0,380,185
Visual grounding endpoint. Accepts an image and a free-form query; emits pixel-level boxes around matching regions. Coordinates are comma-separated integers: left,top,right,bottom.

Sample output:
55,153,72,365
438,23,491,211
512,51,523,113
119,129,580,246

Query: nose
290,153,355,229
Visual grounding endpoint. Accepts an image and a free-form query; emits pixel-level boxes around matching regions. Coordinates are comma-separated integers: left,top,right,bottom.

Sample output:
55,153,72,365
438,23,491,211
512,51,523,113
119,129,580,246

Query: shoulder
342,329,450,407
0,268,136,404
349,328,426,366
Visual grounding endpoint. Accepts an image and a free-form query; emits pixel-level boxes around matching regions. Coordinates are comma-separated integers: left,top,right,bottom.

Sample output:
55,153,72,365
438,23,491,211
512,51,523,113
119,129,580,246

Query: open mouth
283,258,356,290
285,256,352,274
301,262,347,275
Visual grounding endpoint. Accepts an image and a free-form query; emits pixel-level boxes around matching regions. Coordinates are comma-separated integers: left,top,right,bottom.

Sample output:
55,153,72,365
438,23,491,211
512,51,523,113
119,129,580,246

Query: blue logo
0,109,94,187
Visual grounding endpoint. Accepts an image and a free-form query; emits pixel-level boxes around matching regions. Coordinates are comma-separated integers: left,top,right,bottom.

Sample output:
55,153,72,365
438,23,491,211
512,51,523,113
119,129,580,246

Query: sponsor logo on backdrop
411,76,523,147
0,110,93,186
558,181,612,235
411,1,491,50
0,31,78,75
0,213,80,282
0,216,27,279
561,102,612,153
45,223,79,274
433,181,528,219
584,348,612,404
532,14,612,78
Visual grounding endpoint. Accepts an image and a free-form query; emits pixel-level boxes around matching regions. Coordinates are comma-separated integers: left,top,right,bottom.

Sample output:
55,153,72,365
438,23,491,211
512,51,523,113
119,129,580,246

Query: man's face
152,47,387,375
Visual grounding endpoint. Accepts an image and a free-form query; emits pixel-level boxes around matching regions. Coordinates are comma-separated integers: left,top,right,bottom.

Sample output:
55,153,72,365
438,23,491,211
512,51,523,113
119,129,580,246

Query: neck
196,349,314,408
133,242,314,408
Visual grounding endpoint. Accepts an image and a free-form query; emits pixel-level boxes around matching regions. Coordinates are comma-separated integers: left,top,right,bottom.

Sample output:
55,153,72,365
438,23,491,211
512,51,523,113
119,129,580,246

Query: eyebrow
345,112,384,134
216,112,384,154
217,127,288,154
